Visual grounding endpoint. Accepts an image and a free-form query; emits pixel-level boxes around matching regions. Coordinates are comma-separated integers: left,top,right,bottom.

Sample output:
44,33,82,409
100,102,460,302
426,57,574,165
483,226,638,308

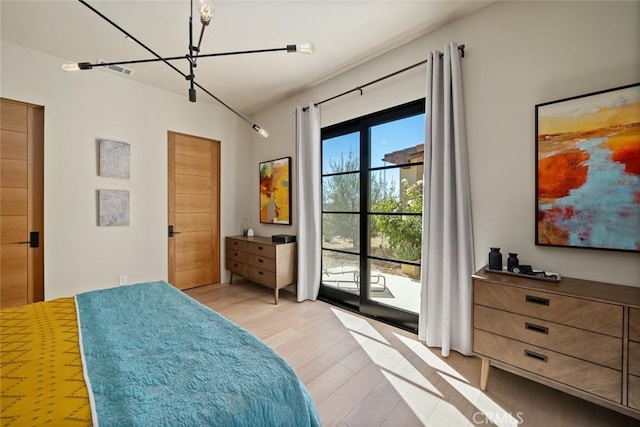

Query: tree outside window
372,178,423,262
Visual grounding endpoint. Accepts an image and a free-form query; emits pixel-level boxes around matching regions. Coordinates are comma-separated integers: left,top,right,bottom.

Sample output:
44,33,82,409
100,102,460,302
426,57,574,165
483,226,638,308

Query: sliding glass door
319,100,425,332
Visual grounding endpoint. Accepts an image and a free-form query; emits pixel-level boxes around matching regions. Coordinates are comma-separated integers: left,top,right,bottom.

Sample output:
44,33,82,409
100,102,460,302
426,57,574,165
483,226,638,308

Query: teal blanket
75,281,320,427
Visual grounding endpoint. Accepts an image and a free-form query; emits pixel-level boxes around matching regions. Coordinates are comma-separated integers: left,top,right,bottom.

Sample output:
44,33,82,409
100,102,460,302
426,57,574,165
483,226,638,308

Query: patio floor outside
322,235,423,313
322,257,422,314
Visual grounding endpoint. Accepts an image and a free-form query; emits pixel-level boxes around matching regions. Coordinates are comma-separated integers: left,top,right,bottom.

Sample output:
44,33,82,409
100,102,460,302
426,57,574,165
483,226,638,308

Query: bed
0,281,320,426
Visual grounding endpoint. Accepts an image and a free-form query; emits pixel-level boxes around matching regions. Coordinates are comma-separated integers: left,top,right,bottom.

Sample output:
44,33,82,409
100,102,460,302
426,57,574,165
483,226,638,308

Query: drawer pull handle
234,252,238,256
525,295,549,306
234,263,238,267
524,350,548,363
525,323,548,335
258,271,264,276
258,259,264,263
258,246,264,250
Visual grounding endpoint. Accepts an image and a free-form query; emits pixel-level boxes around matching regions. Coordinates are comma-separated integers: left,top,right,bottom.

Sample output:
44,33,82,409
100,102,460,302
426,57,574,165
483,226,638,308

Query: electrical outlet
119,275,127,286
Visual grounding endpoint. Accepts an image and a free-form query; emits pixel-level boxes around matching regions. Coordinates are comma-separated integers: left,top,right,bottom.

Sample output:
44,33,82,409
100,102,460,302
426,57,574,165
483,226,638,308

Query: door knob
15,231,39,247
168,225,182,237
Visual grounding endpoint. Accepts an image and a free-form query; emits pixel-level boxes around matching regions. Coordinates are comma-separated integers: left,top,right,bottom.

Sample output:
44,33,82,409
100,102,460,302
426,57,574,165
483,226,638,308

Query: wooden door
168,132,220,290
0,98,44,308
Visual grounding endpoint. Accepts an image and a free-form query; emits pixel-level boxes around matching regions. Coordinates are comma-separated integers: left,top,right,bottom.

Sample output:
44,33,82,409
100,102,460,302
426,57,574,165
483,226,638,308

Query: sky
322,113,425,175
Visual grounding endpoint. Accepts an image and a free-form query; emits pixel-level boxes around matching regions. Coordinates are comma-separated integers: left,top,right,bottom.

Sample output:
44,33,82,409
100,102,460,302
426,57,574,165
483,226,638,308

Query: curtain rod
304,44,465,111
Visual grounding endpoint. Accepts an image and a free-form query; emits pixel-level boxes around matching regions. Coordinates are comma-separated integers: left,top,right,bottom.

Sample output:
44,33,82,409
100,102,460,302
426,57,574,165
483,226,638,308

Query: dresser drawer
473,281,623,337
225,259,247,277
474,305,621,370
474,329,621,403
227,248,247,263
629,374,640,411
631,308,640,342
630,341,640,376
247,241,276,259
226,237,247,252
248,254,276,272
248,268,276,287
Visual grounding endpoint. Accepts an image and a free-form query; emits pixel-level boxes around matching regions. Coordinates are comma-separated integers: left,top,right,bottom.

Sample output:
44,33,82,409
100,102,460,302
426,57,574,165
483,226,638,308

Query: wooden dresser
472,268,640,419
225,236,296,304
629,308,640,411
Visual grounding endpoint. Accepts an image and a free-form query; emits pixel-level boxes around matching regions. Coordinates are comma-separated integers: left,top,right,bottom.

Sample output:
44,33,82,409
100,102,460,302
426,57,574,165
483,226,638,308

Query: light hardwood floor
185,281,637,427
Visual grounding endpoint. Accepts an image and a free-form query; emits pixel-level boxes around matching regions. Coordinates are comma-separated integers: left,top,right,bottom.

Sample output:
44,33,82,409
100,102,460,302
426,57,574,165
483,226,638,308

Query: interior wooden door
0,98,44,308
168,131,220,290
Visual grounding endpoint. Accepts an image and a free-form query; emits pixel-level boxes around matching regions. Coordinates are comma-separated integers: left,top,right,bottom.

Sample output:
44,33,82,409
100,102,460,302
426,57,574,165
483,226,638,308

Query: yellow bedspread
1,297,92,426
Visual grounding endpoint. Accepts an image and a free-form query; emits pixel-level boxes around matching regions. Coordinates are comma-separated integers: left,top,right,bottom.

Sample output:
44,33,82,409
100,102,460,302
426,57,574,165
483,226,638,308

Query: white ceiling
1,0,493,115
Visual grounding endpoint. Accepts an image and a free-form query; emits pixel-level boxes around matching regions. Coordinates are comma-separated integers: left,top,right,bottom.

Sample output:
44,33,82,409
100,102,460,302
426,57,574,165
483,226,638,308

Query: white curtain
419,43,475,356
294,104,322,302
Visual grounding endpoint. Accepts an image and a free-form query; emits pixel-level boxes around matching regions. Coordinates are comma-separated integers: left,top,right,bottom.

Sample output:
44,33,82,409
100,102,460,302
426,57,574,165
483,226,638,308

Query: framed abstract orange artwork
535,82,640,252
259,157,292,225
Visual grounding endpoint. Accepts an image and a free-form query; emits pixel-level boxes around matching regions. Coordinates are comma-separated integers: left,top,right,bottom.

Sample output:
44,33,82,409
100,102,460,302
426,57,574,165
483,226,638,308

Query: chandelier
62,0,314,137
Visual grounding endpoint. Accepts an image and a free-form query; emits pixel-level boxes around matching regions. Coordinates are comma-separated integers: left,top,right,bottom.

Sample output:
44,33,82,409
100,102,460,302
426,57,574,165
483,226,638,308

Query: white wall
1,41,252,299
251,1,640,287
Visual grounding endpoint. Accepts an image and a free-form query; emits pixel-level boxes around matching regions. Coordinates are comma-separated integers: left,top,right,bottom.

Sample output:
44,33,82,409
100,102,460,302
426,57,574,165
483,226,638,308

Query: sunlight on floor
331,307,520,426
395,333,520,426
331,307,389,345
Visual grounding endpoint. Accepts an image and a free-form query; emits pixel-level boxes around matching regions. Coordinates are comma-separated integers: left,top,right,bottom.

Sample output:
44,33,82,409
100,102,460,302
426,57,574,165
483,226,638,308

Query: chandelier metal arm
192,80,268,136
199,47,291,57
80,47,293,70
193,24,206,65
188,15,196,100
193,80,251,127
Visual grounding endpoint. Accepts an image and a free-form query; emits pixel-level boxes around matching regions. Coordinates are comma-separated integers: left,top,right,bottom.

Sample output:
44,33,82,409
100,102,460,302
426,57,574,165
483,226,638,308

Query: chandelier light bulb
296,43,314,54
199,0,213,25
61,62,80,72
253,124,269,138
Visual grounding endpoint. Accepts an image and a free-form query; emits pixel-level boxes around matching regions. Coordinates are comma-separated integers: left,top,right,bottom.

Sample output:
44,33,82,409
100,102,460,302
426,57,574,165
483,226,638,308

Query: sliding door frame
319,99,425,332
